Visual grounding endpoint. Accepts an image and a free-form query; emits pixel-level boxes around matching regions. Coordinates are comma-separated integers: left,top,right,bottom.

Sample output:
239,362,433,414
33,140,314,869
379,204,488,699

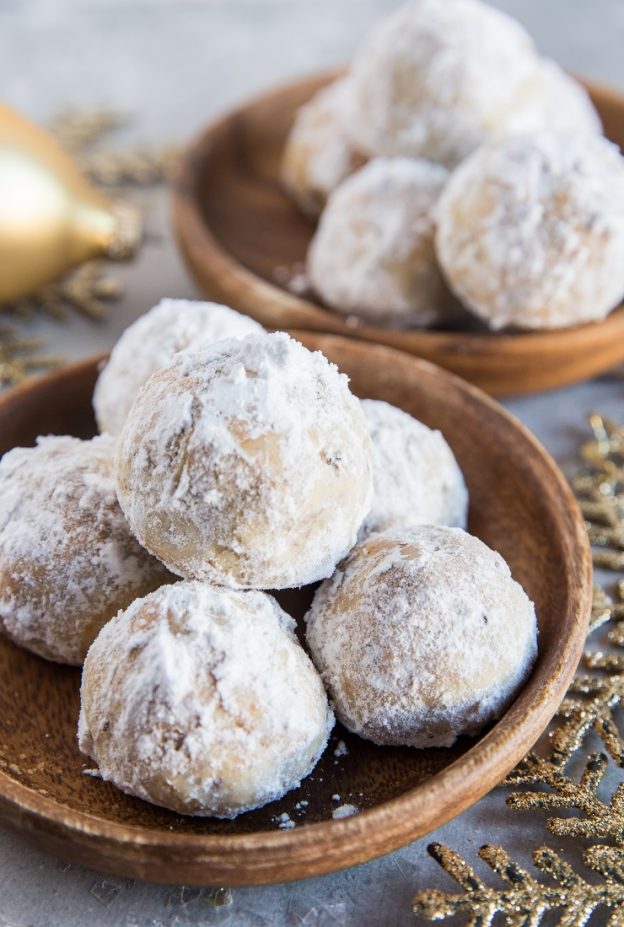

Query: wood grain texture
172,69,624,397
0,337,591,885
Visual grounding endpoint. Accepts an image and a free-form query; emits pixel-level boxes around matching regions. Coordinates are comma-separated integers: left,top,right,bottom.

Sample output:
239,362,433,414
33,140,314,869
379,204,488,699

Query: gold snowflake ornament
413,415,624,926
413,843,624,927
575,415,624,571
0,328,60,387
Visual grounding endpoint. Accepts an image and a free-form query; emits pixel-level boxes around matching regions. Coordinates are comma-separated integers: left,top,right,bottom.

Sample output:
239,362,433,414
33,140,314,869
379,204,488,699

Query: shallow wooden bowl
173,70,624,397
0,334,591,886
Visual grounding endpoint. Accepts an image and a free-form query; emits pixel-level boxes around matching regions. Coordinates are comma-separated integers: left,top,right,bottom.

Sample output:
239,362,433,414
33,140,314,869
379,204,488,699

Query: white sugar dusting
281,76,363,218
94,298,263,435
348,0,540,166
306,526,538,748
79,581,334,818
0,435,169,665
332,803,359,820
308,157,457,329
435,131,624,330
360,399,468,537
115,331,373,589
505,59,601,137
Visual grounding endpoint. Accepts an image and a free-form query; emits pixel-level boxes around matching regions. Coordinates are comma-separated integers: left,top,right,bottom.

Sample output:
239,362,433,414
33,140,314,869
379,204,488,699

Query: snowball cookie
79,581,334,817
280,77,365,219
348,0,540,167
115,332,373,589
0,435,171,665
361,400,468,537
307,158,459,328
504,59,602,137
93,298,263,436
306,527,537,747
435,131,624,330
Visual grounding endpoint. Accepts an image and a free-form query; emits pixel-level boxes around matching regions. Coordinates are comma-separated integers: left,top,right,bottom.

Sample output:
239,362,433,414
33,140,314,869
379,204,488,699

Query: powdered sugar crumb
275,812,296,830
272,263,309,296
332,803,359,820
334,740,348,758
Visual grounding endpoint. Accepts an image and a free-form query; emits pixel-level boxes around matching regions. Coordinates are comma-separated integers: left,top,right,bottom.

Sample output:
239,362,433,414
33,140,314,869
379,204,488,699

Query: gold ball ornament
0,103,141,303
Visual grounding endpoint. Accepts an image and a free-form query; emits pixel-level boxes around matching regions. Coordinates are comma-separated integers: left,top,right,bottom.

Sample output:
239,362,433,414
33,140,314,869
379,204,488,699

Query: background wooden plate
172,70,624,397
0,335,591,885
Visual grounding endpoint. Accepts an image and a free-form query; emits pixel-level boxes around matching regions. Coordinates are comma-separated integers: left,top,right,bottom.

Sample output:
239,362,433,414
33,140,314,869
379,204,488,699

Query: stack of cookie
0,299,537,818
282,0,624,332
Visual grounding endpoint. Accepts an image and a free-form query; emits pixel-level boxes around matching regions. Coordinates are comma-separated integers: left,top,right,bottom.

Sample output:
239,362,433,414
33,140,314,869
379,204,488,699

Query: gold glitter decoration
506,752,624,843
413,842,624,925
50,107,178,188
49,108,126,151
574,414,624,572
589,584,618,634
77,145,178,188
413,414,624,926
0,328,60,386
5,262,123,322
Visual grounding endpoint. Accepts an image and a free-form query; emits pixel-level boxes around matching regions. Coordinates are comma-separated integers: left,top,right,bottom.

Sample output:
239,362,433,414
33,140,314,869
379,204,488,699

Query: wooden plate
0,334,591,886
172,69,624,397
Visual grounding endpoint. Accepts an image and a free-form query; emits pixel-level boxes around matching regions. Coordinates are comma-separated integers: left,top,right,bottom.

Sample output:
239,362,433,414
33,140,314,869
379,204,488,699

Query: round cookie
115,332,373,589
94,298,263,436
505,59,602,137
0,435,171,665
79,581,334,817
360,399,468,536
305,526,537,748
280,77,365,219
307,158,458,328
435,131,624,330
348,0,540,167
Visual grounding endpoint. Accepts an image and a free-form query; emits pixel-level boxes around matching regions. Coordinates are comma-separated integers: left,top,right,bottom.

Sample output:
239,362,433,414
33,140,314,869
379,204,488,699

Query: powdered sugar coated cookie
79,581,333,817
115,332,373,589
94,299,263,436
281,77,365,218
348,0,540,167
308,158,457,328
435,131,624,329
360,399,467,536
306,526,537,748
0,435,170,664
